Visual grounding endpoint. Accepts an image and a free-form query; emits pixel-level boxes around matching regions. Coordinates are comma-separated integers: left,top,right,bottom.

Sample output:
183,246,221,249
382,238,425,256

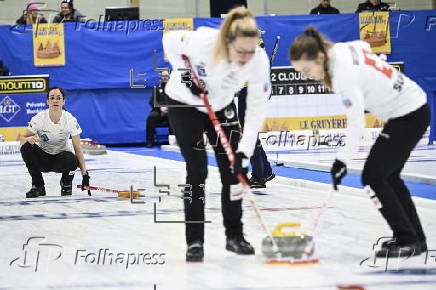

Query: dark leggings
362,104,430,245
21,143,79,186
167,97,243,244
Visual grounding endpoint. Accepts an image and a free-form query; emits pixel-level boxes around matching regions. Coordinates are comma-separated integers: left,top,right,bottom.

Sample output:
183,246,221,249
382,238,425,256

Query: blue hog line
0,158,96,168
0,206,226,221
0,197,117,207
0,210,153,221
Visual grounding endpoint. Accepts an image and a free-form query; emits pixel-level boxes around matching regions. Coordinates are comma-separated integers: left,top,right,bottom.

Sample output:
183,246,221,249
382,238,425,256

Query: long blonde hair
25,11,36,24
212,7,260,64
290,26,333,89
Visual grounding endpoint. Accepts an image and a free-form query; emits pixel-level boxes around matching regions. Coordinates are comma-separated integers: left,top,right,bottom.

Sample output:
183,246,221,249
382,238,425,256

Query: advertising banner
33,23,66,67
0,75,49,141
359,11,391,54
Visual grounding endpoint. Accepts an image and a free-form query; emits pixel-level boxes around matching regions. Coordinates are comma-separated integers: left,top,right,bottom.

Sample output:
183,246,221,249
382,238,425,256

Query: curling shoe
381,238,427,253
226,235,255,255
186,241,204,262
60,180,72,196
26,185,46,198
375,241,423,258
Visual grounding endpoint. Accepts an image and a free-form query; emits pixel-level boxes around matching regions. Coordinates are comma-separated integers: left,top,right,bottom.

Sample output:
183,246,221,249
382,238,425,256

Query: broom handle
181,54,280,254
77,185,127,193
302,187,336,259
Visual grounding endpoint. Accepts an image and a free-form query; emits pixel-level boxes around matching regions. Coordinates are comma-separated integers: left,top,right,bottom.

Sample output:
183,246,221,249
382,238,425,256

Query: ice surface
1,150,436,290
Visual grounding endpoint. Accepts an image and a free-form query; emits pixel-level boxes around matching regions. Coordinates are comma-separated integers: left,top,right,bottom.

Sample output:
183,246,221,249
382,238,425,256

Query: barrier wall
0,11,435,144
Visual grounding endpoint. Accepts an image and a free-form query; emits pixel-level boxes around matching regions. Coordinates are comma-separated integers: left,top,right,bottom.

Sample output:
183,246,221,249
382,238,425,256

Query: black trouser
362,104,430,246
167,97,243,245
237,87,272,180
21,143,79,186
146,111,169,143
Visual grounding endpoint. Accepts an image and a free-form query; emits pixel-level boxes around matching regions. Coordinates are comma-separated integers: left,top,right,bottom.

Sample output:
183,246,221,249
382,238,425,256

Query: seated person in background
310,0,340,14
146,71,171,147
16,2,48,25
356,0,390,13
0,60,10,76
53,0,85,23
17,87,90,198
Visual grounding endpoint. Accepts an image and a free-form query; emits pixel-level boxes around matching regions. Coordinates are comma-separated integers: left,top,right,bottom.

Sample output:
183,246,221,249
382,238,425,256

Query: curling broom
78,185,140,198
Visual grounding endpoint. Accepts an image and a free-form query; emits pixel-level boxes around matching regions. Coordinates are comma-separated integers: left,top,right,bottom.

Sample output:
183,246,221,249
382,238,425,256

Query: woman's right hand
26,135,39,145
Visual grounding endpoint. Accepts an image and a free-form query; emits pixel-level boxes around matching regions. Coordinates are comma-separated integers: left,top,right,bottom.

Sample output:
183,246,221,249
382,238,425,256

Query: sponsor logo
0,78,48,94
0,96,21,122
342,97,353,108
263,81,270,93
40,134,49,142
224,106,235,120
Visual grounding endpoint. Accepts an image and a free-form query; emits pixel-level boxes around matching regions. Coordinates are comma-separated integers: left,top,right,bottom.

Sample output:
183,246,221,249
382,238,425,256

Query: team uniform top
28,109,82,155
162,26,271,157
329,40,427,163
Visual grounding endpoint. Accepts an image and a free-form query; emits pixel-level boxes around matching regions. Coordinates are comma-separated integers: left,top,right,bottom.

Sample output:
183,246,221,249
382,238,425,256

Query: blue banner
0,93,47,127
0,12,435,143
0,75,49,128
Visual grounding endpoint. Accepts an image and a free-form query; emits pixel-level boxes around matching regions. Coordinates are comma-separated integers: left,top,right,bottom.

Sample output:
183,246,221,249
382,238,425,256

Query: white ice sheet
1,150,436,290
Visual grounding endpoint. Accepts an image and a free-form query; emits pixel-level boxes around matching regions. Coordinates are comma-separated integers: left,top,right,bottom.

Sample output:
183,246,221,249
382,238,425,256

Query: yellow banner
162,18,193,61
33,23,66,67
163,18,193,33
0,127,27,141
359,12,391,54
262,114,384,131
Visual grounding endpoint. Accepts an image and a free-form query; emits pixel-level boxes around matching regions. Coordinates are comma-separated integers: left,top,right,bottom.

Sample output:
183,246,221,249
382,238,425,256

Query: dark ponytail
290,26,333,89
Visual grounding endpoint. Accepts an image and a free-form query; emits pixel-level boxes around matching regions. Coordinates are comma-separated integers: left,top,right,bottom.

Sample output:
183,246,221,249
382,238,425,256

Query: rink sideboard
0,11,435,144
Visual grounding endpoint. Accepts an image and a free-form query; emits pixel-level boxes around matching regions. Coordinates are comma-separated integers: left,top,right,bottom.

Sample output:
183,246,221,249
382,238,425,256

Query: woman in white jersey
290,27,430,258
162,7,271,262
18,87,90,198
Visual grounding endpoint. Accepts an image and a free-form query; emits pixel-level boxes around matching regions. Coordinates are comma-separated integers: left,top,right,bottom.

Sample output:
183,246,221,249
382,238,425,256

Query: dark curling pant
21,142,79,186
167,97,243,245
362,104,430,245
237,87,272,180
146,111,169,143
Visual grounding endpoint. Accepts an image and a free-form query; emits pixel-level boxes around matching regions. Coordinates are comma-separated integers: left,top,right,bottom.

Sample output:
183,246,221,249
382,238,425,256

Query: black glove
232,152,249,183
331,159,347,190
81,171,91,196
181,71,206,96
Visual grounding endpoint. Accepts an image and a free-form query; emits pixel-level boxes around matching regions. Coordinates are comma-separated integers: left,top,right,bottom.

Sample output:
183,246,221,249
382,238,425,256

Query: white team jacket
28,109,82,155
162,26,271,158
329,40,427,164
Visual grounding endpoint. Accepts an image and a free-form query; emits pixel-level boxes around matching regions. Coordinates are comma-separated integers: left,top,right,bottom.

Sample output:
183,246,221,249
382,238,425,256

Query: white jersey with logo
162,26,271,157
329,40,427,164
28,109,82,155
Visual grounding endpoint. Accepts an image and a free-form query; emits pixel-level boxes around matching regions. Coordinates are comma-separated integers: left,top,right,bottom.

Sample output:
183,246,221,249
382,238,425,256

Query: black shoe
250,179,266,189
375,241,423,258
226,235,255,255
145,141,154,148
60,180,72,196
249,173,275,189
186,241,204,262
265,173,276,182
249,176,266,189
26,185,46,198
381,238,427,252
